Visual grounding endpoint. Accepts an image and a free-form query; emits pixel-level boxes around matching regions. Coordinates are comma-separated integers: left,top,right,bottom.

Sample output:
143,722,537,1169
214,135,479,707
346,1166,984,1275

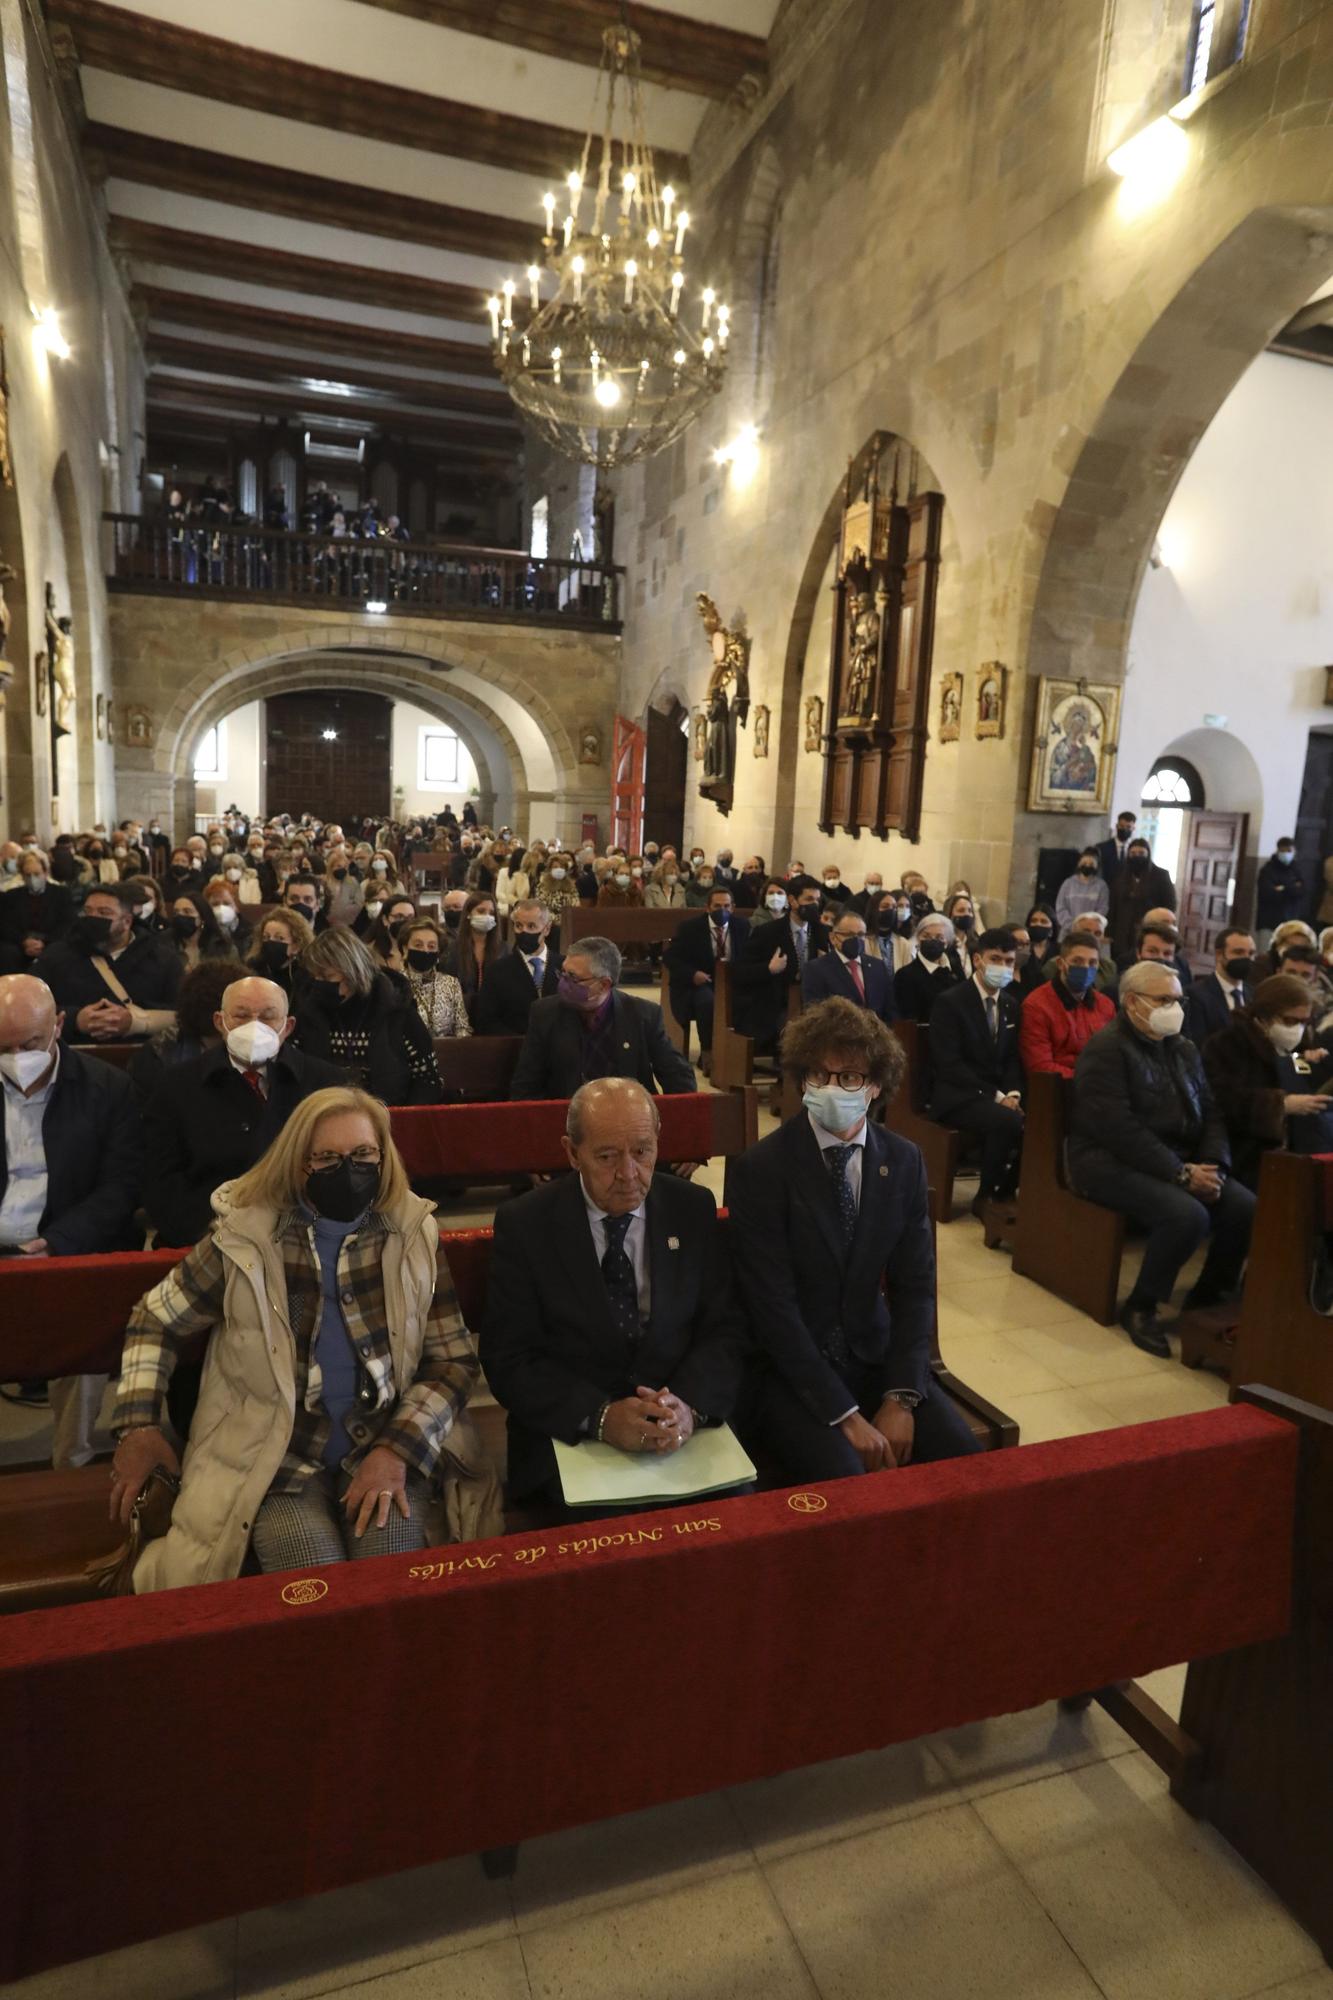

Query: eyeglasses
805,1069,867,1090
308,1146,381,1172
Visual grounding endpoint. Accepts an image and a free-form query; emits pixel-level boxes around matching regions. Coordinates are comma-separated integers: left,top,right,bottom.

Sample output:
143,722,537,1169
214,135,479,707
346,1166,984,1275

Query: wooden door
643,702,687,853
610,715,646,855
1178,809,1248,972
265,689,391,822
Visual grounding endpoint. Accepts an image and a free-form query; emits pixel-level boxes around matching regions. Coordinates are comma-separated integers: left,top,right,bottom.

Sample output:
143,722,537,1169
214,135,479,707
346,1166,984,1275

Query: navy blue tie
826,1145,858,1247
601,1213,640,1346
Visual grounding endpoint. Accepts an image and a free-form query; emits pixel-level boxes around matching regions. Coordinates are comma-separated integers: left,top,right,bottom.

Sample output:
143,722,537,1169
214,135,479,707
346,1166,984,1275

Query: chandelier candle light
485,23,728,469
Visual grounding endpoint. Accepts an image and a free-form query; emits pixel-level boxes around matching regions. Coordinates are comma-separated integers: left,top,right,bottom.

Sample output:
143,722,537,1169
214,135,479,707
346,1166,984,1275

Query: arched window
1141,758,1204,807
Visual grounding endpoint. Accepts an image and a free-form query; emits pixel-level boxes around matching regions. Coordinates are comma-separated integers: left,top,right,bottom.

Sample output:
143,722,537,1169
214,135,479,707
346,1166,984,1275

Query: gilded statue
696,593,751,797
843,589,880,718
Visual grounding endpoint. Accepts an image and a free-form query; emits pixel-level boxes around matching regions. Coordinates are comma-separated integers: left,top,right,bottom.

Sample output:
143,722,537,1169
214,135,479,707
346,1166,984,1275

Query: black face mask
73,914,116,953
514,931,542,955
1224,956,1255,983
407,948,438,973
304,1157,379,1223
1127,855,1149,873
918,938,947,962
878,913,897,934
953,913,974,933
1077,864,1097,878
797,904,820,924
171,913,199,938
444,911,462,930
287,904,317,924
1030,924,1052,939
331,867,347,882
308,977,343,1008
259,938,291,972
910,892,932,915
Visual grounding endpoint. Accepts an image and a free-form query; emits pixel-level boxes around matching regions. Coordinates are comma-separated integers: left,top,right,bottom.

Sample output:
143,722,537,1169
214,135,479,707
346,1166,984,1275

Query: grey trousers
252,1467,430,1573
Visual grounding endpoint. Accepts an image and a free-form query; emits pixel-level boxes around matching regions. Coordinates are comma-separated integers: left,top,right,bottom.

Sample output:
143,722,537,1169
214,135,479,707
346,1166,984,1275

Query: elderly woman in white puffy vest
108,1086,498,1590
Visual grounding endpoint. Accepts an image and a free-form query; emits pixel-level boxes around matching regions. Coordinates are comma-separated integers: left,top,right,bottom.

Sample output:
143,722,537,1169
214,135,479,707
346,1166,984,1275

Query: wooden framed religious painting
1027,676,1122,814
975,664,1006,739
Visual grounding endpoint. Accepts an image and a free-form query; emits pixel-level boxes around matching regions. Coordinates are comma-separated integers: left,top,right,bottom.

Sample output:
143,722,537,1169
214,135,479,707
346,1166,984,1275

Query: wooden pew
880,1021,963,1221
432,1034,523,1101
566,904,695,948
658,963,690,1057
1228,1152,1333,1407
1011,1070,1125,1324
709,962,757,1092
71,1040,138,1071
3,1393,1327,1983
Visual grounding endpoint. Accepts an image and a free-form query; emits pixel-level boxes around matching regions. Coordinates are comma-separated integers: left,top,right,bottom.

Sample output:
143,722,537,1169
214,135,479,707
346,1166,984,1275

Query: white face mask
225,1019,281,1067
549,867,567,881
615,873,632,888
1145,1000,1184,1039
225,867,242,881
136,901,155,921
0,1044,54,1090
470,913,497,932
214,904,238,929
364,901,382,919
767,894,788,913
1267,1020,1305,1055
372,859,388,873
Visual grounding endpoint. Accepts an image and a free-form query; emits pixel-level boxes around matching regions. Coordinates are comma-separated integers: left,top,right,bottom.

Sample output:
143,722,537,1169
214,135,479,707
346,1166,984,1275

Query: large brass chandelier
485,22,728,469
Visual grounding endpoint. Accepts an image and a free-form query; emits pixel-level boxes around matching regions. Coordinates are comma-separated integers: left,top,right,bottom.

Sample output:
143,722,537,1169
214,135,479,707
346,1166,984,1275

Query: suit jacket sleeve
727,1148,858,1425
478,1203,609,1442
660,1194,750,1420
44,1075,144,1255
645,1005,698,1094
927,993,988,1105
1001,1010,1024,1095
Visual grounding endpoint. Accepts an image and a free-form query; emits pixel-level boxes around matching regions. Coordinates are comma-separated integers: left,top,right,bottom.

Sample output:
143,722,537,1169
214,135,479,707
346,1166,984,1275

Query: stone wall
606,0,1333,910
106,593,621,846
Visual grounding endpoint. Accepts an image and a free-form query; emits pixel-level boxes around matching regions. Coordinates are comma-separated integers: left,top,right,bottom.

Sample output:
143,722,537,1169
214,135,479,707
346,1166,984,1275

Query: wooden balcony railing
103,515,623,630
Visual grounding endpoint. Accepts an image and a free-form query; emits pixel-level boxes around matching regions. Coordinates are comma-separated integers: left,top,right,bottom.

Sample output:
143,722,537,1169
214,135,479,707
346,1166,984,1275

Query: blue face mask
802,1083,869,1135
1064,963,1096,995
837,935,865,961
982,963,1014,991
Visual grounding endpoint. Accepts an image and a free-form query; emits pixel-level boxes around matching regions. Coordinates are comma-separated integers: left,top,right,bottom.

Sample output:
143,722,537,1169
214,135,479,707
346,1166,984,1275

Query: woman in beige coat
108,1087,492,1590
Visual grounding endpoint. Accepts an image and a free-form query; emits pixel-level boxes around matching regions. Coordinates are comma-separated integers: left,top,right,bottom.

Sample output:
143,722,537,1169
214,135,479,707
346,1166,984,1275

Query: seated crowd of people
1,799,1320,1589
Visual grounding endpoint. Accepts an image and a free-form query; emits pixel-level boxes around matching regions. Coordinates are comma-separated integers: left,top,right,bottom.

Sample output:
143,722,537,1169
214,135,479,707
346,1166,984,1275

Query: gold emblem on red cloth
787,1493,828,1515
280,1577,329,1605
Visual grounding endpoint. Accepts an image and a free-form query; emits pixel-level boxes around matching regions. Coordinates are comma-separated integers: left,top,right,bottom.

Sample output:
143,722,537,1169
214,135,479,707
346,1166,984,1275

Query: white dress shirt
0,1051,60,1248
581,1183,651,1317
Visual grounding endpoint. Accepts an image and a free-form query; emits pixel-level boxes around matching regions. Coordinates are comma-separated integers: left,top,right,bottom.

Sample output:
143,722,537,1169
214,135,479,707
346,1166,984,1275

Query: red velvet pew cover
389,1093,721,1178
0,1248,186,1379
0,1405,1297,1981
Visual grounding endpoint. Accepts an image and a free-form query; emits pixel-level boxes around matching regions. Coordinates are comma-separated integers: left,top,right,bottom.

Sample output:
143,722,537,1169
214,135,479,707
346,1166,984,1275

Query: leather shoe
1118,1302,1171,1359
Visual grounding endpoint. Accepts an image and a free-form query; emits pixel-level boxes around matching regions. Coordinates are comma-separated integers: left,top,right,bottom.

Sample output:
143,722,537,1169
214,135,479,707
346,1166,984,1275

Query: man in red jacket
1020,934,1114,1078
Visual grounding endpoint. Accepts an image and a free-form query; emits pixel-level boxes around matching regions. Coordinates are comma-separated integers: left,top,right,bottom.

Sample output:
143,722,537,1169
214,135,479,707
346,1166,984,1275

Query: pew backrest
432,1035,524,1099
566,904,695,948
389,1086,759,1181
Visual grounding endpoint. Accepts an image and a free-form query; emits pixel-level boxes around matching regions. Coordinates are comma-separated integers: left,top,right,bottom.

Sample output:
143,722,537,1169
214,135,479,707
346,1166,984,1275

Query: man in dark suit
1096,809,1140,884
802,909,897,1024
509,935,696,1099
481,1076,748,1513
475,898,563,1036
39,881,182,1043
928,927,1025,1208
1185,926,1257,1047
143,975,346,1246
1108,840,1178,961
0,973,144,1465
665,885,750,1067
729,995,978,1482
733,883,825,1047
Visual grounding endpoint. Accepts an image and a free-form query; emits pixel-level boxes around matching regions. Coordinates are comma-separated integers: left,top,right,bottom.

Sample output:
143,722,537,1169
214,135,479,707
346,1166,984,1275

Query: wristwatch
886,1391,922,1411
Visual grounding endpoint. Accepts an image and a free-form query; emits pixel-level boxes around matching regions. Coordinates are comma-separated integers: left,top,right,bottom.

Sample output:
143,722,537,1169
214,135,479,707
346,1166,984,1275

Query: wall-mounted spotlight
322,728,338,741
364,599,388,615
32,306,71,359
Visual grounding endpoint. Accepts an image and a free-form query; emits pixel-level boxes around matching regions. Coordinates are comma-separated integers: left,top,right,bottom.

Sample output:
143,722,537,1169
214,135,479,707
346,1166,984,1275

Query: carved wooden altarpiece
818,443,943,840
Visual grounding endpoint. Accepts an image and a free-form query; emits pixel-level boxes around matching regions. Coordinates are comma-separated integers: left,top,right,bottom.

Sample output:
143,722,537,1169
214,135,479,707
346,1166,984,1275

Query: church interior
3,0,1333,1995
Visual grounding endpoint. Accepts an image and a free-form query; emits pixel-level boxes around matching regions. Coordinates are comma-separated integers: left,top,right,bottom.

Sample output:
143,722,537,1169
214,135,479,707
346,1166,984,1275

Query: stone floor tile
4,1920,236,2000
926,1697,1137,1799
992,1384,1120,1443
726,1736,958,1860
510,1791,751,1934
300,1938,531,2000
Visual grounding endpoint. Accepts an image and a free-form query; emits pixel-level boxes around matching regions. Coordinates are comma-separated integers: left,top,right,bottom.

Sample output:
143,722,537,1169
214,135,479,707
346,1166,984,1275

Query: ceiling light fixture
321,728,338,741
484,23,727,468
364,599,388,614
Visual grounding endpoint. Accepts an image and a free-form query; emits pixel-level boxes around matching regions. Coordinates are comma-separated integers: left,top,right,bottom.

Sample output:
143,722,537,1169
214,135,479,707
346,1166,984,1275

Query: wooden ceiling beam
87,125,536,265
147,335,511,419
113,219,485,323
136,288,495,378
51,0,688,184
148,375,522,450
348,0,767,102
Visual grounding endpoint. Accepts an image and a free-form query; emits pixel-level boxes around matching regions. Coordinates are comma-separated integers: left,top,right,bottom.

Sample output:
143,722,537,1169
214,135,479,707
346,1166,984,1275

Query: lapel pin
667,1236,680,1250
623,1040,631,1049
879,1164,889,1177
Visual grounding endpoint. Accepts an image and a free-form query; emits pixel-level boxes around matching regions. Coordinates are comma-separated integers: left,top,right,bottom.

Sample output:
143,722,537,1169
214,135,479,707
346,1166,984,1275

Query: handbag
85,1465,180,1596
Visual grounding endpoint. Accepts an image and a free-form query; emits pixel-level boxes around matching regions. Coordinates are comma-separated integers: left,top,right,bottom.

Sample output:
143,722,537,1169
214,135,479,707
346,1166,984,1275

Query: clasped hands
1181,1162,1223,1203
601,1386,694,1454
839,1398,915,1473
76,998,132,1039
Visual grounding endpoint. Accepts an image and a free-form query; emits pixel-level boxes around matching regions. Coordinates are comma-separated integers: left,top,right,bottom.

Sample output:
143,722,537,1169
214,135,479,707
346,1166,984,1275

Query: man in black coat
802,908,897,1024
893,913,966,1024
0,974,144,1465
1069,960,1256,1355
665,886,750,1063
1184,926,1256,1046
927,927,1024,1205
0,851,74,973
733,883,825,1046
143,974,346,1246
1095,809,1141,885
474,898,563,1036
509,936,696,1099
728,995,978,1483
1254,837,1305,945
40,881,182,1043
1108,839,1177,961
480,1077,748,1512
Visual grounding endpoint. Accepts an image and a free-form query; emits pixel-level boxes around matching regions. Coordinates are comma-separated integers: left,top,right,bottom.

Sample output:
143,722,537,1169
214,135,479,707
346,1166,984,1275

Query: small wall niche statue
45,584,75,740
125,703,155,749
975,664,1006,740
753,704,770,757
695,592,751,816
939,673,963,743
578,724,603,766
95,693,105,741
818,434,944,841
804,695,824,752
1027,676,1122,814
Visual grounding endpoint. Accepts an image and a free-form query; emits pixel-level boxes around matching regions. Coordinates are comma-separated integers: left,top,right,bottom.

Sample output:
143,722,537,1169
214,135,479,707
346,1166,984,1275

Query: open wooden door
1178,810,1248,972
610,715,645,855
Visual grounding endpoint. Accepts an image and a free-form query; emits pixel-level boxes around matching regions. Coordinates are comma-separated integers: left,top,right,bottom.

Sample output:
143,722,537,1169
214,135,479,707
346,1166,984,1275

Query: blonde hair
228,1087,411,1213
247,906,313,963
301,924,377,997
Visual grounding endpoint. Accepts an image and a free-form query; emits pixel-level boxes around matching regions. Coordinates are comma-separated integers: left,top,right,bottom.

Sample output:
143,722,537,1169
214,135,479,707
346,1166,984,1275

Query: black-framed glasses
308,1146,381,1172
805,1068,867,1090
